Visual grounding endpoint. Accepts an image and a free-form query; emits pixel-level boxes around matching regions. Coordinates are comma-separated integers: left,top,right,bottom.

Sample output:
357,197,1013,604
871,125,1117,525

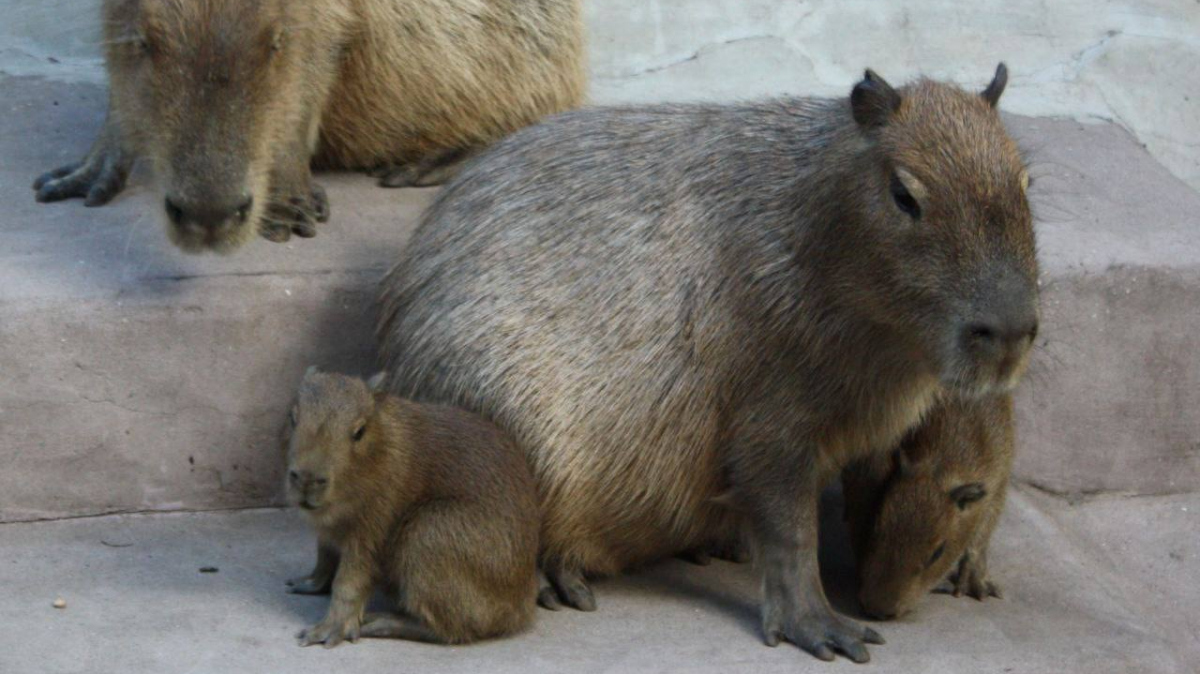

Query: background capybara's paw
376,164,421,188
33,153,129,207
261,183,328,242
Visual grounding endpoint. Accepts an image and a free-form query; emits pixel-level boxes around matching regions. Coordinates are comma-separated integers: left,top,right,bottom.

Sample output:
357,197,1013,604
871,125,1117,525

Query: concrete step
1,73,1198,523
1,490,1195,673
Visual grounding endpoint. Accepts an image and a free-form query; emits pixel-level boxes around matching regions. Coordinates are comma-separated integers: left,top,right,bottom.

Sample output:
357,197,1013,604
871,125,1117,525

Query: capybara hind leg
377,147,473,188
544,565,596,612
359,612,443,643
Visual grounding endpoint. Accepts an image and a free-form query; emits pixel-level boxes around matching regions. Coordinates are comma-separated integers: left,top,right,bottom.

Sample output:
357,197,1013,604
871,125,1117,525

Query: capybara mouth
167,221,255,255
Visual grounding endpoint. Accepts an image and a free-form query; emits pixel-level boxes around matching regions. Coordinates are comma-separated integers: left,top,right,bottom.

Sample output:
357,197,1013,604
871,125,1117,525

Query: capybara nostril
235,196,253,223
288,469,303,486
164,196,184,226
968,322,998,343
165,195,251,232
859,601,898,621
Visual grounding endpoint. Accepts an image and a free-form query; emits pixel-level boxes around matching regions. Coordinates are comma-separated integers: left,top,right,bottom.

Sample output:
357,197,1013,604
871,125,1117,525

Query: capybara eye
926,543,945,568
352,424,366,442
890,173,921,219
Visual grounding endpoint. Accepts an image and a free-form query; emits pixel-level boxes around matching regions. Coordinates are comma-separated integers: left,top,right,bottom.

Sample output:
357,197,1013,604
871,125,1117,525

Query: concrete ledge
1,74,1198,521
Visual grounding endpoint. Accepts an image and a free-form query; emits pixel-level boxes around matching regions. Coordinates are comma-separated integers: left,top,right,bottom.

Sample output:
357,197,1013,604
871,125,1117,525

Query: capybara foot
376,147,471,188
296,616,360,648
359,612,442,643
543,566,596,612
34,149,130,206
285,574,332,595
763,606,885,663
935,561,1002,601
261,183,330,242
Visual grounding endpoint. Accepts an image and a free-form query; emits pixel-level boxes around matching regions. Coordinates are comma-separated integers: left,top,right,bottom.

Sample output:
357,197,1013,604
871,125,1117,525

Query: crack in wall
600,34,783,80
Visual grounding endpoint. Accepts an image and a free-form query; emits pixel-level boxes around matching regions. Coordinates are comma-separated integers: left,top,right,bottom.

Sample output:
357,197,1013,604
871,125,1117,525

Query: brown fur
377,66,1037,661
843,394,1014,620
33,0,585,253
283,369,538,646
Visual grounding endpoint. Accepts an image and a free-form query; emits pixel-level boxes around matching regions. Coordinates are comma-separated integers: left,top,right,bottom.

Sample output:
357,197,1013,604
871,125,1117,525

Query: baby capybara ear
366,371,388,392
980,62,1008,108
851,69,902,129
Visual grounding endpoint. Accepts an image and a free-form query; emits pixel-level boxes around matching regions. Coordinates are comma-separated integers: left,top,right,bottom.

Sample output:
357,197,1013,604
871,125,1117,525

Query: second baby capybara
844,394,1014,620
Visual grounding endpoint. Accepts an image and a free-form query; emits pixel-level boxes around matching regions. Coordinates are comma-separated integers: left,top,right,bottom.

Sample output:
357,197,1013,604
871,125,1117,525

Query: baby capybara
843,394,1014,620
284,369,539,646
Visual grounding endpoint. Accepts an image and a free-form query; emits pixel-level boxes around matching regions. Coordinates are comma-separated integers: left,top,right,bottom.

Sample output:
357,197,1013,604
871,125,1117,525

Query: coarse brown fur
843,393,1014,620
377,65,1038,662
283,369,538,647
33,0,585,253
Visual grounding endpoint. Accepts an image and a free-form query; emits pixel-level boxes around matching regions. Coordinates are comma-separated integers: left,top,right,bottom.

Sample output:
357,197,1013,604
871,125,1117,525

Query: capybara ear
981,63,1008,108
366,371,388,392
851,69,901,129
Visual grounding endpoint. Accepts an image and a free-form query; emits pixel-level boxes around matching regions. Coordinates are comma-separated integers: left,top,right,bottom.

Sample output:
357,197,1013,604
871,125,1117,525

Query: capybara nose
164,194,252,231
965,265,1038,351
859,602,898,621
964,315,1037,349
963,306,1038,352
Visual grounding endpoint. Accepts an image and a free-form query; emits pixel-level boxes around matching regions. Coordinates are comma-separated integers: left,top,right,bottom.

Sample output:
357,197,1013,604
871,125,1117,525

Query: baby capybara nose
859,600,899,621
164,194,252,231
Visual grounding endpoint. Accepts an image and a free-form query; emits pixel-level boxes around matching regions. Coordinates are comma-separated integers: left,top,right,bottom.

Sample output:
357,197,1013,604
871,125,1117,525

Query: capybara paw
285,575,331,595
297,618,360,648
546,567,597,612
33,155,128,206
943,562,1001,601
762,609,884,663
262,182,328,242
377,164,421,189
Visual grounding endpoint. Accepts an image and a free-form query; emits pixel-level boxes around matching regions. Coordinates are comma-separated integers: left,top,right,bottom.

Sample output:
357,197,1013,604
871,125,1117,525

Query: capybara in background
33,0,585,252
283,369,539,646
378,64,1038,662
843,394,1014,620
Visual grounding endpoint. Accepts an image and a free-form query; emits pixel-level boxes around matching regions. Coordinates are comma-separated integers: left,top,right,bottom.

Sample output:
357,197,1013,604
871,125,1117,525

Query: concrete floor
3,489,1196,674
1,2,1198,671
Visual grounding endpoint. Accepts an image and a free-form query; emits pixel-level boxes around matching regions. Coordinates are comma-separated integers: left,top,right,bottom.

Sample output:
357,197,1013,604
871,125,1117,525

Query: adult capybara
843,394,1014,620
33,0,585,253
378,64,1038,662
284,369,539,646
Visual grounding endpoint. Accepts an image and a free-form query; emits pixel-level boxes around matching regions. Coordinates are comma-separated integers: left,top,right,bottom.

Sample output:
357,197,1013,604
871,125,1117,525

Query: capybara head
104,0,308,252
284,368,391,524
839,64,1038,397
844,396,1013,620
